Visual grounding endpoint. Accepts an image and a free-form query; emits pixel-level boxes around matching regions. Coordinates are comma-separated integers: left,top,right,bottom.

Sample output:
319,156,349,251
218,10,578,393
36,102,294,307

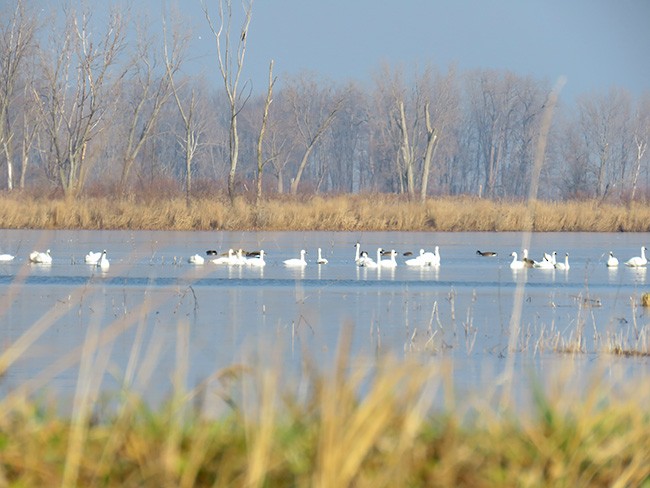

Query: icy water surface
0,229,649,411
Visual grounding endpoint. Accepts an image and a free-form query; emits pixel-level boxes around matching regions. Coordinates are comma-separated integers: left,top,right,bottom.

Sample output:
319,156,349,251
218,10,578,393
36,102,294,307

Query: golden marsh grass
1,336,650,486
1,192,650,231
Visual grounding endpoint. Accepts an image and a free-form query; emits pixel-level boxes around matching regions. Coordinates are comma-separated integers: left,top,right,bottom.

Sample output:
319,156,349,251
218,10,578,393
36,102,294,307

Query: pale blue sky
68,0,650,99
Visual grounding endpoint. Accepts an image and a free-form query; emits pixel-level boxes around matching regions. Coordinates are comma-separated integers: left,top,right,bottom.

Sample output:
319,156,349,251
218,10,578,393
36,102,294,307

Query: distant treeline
0,1,649,205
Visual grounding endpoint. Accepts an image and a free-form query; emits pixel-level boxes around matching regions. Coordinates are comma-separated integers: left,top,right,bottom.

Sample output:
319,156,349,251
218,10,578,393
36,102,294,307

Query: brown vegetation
1,192,649,232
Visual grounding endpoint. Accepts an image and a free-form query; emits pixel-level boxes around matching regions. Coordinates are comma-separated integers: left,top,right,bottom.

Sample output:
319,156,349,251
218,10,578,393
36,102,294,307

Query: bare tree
631,93,650,201
0,0,38,190
576,88,631,198
117,12,184,195
203,0,253,202
282,74,343,194
33,6,127,197
163,15,205,206
18,73,40,189
255,59,276,203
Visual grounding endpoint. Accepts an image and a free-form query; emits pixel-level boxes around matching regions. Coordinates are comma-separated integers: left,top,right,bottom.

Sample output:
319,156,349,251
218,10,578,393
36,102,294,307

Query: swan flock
5,244,647,272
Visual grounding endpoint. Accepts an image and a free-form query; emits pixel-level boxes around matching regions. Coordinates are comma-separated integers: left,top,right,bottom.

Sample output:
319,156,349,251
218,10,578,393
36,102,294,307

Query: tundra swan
29,249,52,264
85,250,103,264
606,251,619,267
211,249,235,265
284,249,307,267
355,242,374,267
188,254,205,265
97,250,110,270
422,246,441,267
625,246,648,267
554,253,570,270
246,249,266,267
0,253,15,262
317,248,328,264
379,249,398,268
522,249,535,268
510,252,525,270
405,249,426,266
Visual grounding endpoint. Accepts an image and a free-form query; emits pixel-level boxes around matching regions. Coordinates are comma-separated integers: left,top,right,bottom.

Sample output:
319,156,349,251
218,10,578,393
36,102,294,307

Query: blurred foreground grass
0,349,648,487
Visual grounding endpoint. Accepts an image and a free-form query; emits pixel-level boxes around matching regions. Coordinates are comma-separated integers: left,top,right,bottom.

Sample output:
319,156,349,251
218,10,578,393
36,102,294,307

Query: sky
75,0,650,100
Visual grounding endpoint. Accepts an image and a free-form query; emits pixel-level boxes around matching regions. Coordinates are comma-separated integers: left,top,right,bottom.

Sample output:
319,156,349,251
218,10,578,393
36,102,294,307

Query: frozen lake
0,229,649,412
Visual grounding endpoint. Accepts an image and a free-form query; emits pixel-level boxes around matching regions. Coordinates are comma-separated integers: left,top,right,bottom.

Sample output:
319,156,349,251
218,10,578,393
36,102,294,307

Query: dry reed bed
0,194,649,231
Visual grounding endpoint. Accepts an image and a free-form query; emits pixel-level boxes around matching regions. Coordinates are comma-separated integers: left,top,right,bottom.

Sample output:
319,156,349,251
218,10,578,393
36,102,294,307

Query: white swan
522,249,534,268
0,253,15,262
405,249,426,266
97,250,110,270
317,248,328,264
29,249,52,264
188,253,205,265
354,242,368,265
427,246,441,267
554,253,570,270
85,251,103,264
379,248,398,268
211,249,235,265
606,251,619,267
232,249,248,265
284,249,307,267
625,246,648,267
355,242,375,267
533,251,556,269
533,257,555,269
246,249,266,267
510,251,525,270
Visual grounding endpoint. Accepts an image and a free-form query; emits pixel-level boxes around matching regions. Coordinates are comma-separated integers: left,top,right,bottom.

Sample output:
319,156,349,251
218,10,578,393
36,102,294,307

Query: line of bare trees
1,0,649,203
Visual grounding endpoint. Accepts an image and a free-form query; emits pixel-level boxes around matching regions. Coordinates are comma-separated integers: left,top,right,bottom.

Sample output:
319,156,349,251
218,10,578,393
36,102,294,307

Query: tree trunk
256,60,275,205
420,103,438,203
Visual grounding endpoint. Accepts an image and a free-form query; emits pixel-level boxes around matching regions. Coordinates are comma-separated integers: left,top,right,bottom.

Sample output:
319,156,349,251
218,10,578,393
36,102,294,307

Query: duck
205,249,219,256
625,246,648,267
554,253,570,270
284,249,307,267
476,250,497,257
85,250,103,264
317,248,328,264
0,253,15,262
509,251,525,270
606,251,619,267
97,250,110,270
29,249,52,264
246,249,266,267
188,253,205,265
